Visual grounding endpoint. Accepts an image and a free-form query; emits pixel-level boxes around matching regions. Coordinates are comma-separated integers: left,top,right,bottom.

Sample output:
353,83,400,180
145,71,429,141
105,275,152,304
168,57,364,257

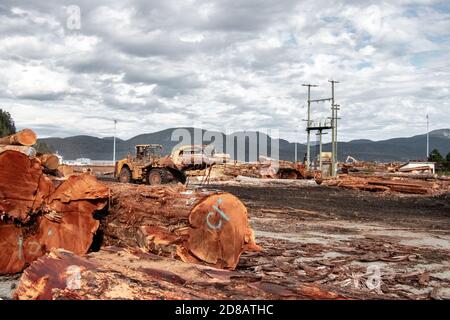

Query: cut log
0,223,46,274
37,154,60,170
14,248,347,300
0,129,37,146
0,150,109,274
324,175,446,195
0,144,36,158
0,150,54,223
37,174,109,257
235,175,317,186
58,165,75,177
104,183,259,270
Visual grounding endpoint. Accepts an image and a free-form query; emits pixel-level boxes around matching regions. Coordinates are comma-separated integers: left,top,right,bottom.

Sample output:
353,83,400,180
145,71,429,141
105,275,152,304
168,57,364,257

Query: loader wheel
119,167,132,183
147,169,164,185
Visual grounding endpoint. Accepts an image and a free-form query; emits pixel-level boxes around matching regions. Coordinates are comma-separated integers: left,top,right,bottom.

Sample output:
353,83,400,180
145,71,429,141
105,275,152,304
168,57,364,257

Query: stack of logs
1,129,263,300
0,129,110,274
223,159,314,180
340,161,402,174
223,162,273,178
324,175,447,195
0,129,61,173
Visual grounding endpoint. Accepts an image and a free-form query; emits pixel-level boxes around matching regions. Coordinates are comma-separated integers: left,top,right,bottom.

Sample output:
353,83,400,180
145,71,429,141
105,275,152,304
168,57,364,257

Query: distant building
399,161,435,174
74,158,92,165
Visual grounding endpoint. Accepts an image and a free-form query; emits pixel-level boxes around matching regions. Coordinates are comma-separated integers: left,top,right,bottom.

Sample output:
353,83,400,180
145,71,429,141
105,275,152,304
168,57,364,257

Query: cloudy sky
0,0,449,143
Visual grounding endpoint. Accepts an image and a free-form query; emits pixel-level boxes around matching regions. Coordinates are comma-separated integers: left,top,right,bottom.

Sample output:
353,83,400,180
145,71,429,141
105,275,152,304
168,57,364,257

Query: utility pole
113,119,117,164
302,84,318,170
329,80,339,177
316,128,328,173
334,103,341,167
426,114,429,159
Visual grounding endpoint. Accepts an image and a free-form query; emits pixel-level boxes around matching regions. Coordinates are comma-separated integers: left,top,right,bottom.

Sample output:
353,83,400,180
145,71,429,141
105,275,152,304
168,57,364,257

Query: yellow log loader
114,144,187,185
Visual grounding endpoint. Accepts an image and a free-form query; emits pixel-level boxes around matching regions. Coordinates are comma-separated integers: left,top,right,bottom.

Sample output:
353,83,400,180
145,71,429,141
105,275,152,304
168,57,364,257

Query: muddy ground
206,184,450,299
1,183,449,300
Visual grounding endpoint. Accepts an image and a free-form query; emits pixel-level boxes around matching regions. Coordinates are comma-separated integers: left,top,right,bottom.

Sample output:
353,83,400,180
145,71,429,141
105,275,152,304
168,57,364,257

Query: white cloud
2,62,71,98
0,0,448,142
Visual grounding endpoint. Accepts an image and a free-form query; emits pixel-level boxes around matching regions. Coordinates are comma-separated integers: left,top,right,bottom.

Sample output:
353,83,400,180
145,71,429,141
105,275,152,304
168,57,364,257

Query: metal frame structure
302,81,340,177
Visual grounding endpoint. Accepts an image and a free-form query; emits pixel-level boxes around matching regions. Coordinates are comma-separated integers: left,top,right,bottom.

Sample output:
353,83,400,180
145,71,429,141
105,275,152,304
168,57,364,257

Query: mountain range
40,128,450,163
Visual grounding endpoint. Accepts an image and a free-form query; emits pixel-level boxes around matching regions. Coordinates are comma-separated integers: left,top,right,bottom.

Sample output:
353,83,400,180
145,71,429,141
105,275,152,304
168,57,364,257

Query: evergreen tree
446,152,450,169
0,109,16,137
428,149,444,163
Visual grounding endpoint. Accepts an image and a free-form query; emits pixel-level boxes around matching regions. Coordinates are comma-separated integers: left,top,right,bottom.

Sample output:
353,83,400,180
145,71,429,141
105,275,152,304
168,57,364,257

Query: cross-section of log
0,150,53,223
37,154,60,171
0,129,37,146
104,183,259,270
0,223,46,274
14,248,346,300
38,174,109,256
0,168,109,274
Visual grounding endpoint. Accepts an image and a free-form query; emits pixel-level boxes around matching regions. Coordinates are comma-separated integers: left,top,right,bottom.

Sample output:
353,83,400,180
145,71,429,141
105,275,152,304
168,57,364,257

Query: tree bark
0,129,37,146
104,183,260,270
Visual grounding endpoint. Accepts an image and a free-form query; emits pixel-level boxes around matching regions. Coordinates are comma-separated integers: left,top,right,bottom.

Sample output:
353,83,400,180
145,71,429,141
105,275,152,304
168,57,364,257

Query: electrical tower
302,81,340,177
301,84,318,170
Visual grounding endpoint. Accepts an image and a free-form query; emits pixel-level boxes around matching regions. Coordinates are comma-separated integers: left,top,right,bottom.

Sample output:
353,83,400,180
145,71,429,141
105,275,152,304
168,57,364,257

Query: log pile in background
223,159,314,180
37,154,60,171
0,130,109,275
324,175,448,195
340,161,402,174
14,248,346,300
103,183,260,270
223,162,271,178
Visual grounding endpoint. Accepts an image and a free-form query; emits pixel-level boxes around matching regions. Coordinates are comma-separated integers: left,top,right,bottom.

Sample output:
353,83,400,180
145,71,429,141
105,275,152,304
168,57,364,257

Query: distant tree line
428,149,450,171
0,108,54,154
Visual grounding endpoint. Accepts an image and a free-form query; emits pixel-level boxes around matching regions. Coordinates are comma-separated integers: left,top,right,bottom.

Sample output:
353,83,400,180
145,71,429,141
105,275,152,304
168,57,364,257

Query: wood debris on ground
14,247,347,300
